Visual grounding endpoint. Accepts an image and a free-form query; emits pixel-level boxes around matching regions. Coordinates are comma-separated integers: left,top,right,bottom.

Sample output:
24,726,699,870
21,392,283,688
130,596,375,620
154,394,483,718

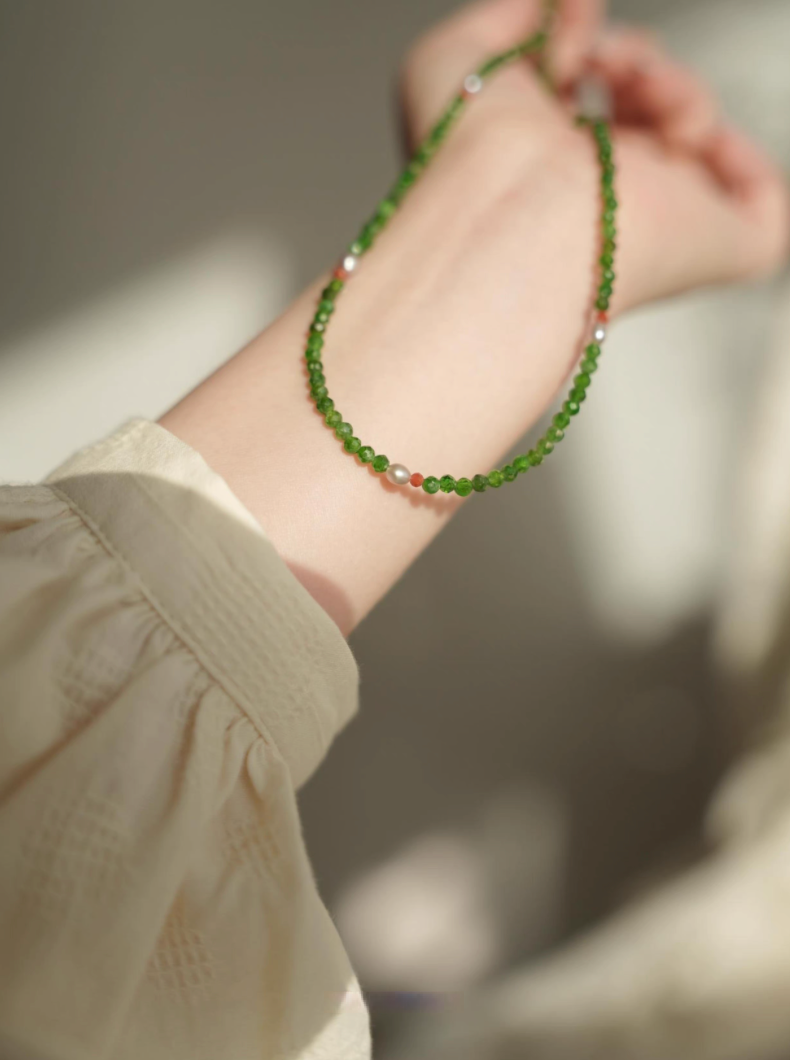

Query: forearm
160,120,602,633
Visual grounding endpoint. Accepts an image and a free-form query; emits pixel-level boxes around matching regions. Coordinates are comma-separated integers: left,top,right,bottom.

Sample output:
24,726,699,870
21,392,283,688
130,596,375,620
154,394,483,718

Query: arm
160,0,789,635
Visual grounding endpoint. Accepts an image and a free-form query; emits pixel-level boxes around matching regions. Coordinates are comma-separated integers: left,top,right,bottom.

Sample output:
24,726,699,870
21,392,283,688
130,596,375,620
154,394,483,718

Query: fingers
592,27,719,152
705,125,790,275
550,0,605,86
401,0,604,141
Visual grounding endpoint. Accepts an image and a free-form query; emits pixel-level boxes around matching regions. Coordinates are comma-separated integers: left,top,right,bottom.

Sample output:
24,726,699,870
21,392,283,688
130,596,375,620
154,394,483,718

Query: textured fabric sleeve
0,419,369,1060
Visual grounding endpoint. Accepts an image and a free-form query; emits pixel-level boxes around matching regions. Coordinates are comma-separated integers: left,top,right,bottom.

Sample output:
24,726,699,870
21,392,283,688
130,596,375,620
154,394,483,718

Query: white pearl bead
386,463,411,486
463,73,483,95
593,324,607,344
342,253,359,274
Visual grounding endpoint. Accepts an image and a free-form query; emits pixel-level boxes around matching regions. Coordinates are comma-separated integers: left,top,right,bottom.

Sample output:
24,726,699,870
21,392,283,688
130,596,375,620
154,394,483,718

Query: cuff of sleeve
43,417,359,788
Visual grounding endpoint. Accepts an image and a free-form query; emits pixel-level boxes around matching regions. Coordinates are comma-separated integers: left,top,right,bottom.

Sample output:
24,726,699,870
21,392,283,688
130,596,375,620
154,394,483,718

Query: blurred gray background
2,0,789,1054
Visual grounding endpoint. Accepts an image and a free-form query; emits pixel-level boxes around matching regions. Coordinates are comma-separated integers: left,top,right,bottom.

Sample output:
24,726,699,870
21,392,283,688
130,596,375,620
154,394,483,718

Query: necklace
303,4,616,497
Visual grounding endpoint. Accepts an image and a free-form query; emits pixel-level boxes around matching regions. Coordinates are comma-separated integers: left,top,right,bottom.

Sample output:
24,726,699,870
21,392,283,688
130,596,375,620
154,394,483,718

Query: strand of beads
304,22,616,498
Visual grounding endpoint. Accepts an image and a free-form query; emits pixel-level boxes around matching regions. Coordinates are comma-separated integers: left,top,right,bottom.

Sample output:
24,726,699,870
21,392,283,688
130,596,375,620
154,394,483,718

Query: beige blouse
0,419,370,1060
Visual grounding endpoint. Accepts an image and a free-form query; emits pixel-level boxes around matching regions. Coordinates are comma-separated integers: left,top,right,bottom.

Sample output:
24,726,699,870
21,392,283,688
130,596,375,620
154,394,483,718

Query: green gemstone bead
349,242,363,256
317,397,334,413
527,450,543,467
575,372,591,388
503,464,517,482
344,436,361,454
472,474,488,492
422,476,440,495
358,445,375,463
307,334,323,350
310,371,326,387
327,278,344,294
564,400,580,417
335,421,353,439
580,357,598,375
311,384,328,400
305,349,322,365
596,295,610,311
602,238,616,254
318,299,334,315
570,387,587,403
599,281,613,297
554,411,571,429
488,469,504,488
439,475,456,493
376,199,396,221
602,222,616,240
585,342,601,359
454,477,473,497
314,311,330,325
372,454,389,473
326,410,342,427
310,321,325,335
538,438,555,456
514,454,530,473
546,426,564,443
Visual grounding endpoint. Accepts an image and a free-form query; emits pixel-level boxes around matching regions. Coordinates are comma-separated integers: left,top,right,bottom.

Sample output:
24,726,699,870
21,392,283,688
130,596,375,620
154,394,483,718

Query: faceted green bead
308,359,324,374
554,411,571,429
575,372,591,389
349,242,363,256
305,349,322,366
372,454,389,473
596,295,610,311
310,371,326,387
325,410,342,427
585,343,601,359
538,438,555,456
527,450,543,467
570,387,587,403
310,321,325,334
600,252,614,268
307,334,323,351
602,238,616,255
439,475,456,493
317,397,334,413
335,421,353,439
472,474,488,492
503,464,517,482
546,426,564,443
422,476,440,495
488,469,504,488
376,199,396,221
514,454,530,473
311,384,328,400
563,400,580,417
580,357,598,375
599,281,613,298
454,477,473,497
327,278,344,295
358,445,375,463
344,436,361,454
319,299,334,315
314,311,330,325
602,222,616,241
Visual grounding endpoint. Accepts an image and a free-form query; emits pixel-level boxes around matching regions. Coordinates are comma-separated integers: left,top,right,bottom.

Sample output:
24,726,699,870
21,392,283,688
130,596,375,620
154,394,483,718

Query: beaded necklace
303,3,616,497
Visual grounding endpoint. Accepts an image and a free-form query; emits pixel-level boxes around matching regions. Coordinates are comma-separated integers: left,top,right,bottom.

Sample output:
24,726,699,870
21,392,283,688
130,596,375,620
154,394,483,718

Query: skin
160,0,790,636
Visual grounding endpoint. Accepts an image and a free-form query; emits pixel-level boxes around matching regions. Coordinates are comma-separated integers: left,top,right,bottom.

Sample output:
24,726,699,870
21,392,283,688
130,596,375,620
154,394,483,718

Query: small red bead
596,310,609,323
333,266,349,281
410,472,424,488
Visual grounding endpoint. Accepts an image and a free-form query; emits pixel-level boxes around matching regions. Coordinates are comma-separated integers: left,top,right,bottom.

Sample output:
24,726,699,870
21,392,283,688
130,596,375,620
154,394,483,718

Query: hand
161,0,790,632
400,0,790,314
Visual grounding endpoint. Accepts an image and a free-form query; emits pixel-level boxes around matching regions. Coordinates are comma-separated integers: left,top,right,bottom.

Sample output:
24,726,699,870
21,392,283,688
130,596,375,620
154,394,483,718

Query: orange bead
597,310,609,323
410,472,424,487
333,266,349,281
